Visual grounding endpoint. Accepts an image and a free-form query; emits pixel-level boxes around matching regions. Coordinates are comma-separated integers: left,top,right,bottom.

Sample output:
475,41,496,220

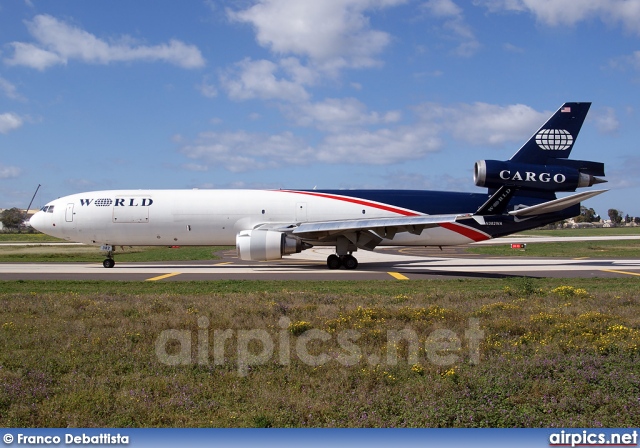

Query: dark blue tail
474,101,607,215
474,102,606,197
510,102,591,164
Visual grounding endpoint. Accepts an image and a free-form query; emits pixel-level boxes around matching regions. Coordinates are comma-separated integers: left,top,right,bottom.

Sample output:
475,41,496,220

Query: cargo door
65,203,74,222
112,196,151,223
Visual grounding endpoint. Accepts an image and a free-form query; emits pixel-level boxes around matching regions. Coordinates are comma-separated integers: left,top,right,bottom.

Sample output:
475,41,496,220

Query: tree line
574,206,640,225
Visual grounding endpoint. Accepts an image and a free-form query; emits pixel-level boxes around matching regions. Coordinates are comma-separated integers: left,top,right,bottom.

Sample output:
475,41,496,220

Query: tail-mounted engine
474,159,606,192
236,229,311,261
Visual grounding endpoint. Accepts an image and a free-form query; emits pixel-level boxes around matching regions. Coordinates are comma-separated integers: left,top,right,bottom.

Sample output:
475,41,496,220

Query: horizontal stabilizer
508,190,608,217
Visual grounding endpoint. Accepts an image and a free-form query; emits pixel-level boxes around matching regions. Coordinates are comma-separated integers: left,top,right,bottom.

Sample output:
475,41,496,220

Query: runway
1,245,639,281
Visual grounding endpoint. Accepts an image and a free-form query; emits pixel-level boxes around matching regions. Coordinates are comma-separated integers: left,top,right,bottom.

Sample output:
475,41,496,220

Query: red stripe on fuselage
280,190,420,216
439,222,491,242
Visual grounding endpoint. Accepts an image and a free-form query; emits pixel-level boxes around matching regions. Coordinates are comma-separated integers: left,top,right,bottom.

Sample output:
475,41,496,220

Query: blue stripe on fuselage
313,190,544,215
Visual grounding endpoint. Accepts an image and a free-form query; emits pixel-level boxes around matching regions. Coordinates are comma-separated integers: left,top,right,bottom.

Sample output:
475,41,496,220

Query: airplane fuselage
31,189,511,247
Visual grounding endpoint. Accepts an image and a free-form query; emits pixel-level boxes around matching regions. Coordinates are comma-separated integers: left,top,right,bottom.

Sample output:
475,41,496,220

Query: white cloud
179,124,440,170
219,1,411,104
5,42,64,70
309,101,550,164
228,0,405,69
178,101,551,172
283,97,402,131
591,106,619,134
221,58,311,102
0,164,22,179
179,130,314,172
216,57,325,102
197,76,218,98
382,170,469,190
421,0,480,56
609,50,640,71
4,14,205,70
424,0,463,17
478,0,640,33
604,156,640,190
503,42,524,53
0,77,25,101
279,57,320,86
416,102,549,146
0,112,24,134
316,126,442,164
182,163,209,172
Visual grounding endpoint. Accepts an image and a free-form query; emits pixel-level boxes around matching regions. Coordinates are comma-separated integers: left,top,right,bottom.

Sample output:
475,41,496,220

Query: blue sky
1,0,639,218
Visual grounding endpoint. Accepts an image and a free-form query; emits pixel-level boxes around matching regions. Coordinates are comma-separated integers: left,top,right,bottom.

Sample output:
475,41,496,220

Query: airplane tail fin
473,101,607,215
509,102,590,164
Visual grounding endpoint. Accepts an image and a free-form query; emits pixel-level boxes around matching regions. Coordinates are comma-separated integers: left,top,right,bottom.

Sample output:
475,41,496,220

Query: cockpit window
40,206,48,212
47,206,54,213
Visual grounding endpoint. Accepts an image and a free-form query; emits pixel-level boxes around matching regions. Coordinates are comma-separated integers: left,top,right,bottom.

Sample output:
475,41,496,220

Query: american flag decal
561,106,571,113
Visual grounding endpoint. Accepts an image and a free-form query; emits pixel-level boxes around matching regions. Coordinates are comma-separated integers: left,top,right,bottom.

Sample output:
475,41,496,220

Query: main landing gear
326,235,360,270
326,254,359,270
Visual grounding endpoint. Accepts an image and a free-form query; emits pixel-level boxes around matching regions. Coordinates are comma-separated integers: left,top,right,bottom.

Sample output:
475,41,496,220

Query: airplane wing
508,190,608,217
284,214,470,250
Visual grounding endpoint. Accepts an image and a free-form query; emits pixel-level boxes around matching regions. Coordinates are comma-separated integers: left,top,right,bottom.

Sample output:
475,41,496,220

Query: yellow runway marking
213,262,233,266
573,257,590,260
601,269,640,277
146,272,182,281
388,272,409,280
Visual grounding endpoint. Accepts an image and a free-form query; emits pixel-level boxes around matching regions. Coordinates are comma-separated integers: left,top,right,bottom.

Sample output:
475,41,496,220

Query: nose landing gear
101,245,115,268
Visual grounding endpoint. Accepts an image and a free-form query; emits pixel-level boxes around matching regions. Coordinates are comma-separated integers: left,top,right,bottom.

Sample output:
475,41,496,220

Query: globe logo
535,129,573,151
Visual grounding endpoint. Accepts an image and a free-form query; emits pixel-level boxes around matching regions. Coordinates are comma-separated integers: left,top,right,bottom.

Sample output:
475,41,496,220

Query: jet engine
474,160,606,192
236,229,310,261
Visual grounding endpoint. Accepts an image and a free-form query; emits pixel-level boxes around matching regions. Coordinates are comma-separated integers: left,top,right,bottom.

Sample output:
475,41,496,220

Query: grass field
3,240,640,262
0,245,228,263
1,279,639,427
521,227,640,237
468,239,640,258
1,229,639,427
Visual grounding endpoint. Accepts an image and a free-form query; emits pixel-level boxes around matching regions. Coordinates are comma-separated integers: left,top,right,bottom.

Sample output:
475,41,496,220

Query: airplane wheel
327,254,341,270
103,259,115,268
342,255,358,270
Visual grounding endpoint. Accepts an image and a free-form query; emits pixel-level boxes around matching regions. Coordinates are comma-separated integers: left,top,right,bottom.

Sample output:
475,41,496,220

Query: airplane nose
29,211,44,231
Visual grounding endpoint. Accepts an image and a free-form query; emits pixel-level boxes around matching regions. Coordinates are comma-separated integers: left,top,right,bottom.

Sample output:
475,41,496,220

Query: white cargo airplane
30,102,607,269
